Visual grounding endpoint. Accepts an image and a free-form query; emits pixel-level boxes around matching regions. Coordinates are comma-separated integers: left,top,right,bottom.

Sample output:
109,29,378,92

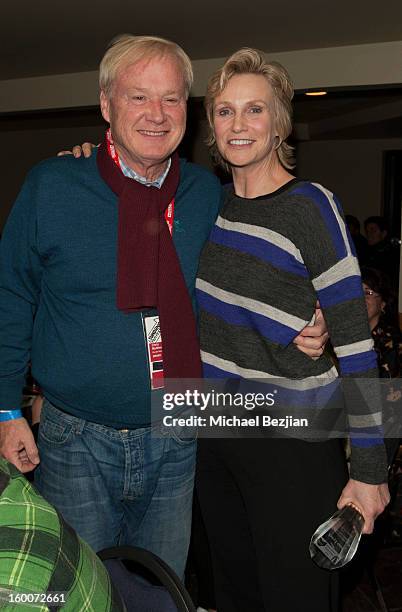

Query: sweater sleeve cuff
0,379,24,412
350,444,389,484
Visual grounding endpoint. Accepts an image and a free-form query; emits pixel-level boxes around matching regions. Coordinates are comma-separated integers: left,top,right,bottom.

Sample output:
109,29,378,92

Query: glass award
309,504,364,570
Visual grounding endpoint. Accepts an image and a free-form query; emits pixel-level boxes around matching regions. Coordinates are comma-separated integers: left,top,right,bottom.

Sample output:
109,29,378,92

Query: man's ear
100,90,110,123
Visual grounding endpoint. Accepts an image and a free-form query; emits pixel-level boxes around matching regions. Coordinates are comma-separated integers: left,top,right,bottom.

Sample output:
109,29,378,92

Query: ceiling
2,0,402,80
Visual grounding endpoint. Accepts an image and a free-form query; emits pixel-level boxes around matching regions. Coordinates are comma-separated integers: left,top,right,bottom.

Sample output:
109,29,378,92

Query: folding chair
98,546,196,612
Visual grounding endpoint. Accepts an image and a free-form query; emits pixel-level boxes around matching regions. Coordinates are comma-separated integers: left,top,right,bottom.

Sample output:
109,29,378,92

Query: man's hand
293,303,329,358
57,142,97,158
0,418,40,473
337,479,390,534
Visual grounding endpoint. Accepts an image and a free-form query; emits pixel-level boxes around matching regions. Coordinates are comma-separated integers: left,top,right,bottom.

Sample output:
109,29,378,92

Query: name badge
142,313,164,390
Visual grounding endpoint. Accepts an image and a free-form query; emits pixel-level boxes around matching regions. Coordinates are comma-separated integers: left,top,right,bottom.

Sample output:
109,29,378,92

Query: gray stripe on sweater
197,242,317,322
313,256,361,290
200,311,335,377
201,349,339,389
336,338,374,357
348,412,382,428
215,215,304,262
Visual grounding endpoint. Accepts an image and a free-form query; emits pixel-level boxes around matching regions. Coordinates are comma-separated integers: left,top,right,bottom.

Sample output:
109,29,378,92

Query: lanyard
105,128,175,235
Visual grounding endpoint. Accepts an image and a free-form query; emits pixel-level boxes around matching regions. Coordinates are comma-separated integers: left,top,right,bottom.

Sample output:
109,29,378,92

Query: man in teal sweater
0,34,325,576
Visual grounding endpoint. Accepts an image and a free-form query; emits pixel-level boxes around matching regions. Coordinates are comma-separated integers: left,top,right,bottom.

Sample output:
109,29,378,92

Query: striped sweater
196,179,388,484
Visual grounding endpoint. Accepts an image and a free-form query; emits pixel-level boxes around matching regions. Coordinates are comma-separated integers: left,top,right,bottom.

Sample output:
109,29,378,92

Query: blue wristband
0,410,23,422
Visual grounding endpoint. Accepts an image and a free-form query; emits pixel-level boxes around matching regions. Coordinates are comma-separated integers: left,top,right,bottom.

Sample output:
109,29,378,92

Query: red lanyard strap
106,129,175,235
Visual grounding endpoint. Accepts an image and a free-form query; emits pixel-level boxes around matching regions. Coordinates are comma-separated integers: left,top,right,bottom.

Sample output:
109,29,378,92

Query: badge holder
142,312,165,390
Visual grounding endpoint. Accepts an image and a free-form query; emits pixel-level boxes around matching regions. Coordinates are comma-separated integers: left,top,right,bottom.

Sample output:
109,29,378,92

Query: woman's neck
232,156,294,199
369,314,380,331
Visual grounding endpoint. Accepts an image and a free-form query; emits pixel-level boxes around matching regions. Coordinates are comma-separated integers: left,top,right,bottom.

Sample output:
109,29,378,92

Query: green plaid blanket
0,458,125,611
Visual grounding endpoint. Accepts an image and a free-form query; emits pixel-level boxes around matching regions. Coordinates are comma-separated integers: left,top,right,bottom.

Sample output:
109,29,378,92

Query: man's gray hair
99,34,193,98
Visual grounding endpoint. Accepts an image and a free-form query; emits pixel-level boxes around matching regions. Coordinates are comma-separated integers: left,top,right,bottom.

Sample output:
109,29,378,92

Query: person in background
362,267,401,379
365,216,389,248
345,214,368,265
364,215,400,283
362,266,401,463
195,47,390,612
361,266,401,563
0,457,125,611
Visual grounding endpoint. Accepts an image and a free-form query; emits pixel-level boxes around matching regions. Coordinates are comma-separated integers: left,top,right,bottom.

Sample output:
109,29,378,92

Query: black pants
196,437,348,612
185,492,216,610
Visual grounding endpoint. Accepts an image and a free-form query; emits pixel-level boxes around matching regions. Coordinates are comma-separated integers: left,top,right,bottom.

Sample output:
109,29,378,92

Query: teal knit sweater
0,153,222,427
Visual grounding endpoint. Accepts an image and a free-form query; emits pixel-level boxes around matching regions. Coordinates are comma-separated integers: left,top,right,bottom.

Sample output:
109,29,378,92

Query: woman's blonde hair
205,47,295,171
99,34,193,99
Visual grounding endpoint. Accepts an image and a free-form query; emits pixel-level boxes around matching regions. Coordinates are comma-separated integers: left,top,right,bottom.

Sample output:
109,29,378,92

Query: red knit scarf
96,134,202,380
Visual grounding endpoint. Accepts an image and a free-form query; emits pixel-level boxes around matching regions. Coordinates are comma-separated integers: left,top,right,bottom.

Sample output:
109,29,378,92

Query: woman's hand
57,143,98,158
337,479,390,534
293,302,329,358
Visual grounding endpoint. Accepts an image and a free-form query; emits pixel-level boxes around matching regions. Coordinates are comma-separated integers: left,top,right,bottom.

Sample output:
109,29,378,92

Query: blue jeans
34,399,196,578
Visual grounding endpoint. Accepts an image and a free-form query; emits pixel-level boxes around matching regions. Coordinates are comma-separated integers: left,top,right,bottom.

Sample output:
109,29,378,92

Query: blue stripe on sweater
292,184,348,260
350,425,384,448
316,275,363,307
197,289,298,346
209,226,309,278
351,438,384,448
202,362,236,378
338,351,378,375
197,289,297,345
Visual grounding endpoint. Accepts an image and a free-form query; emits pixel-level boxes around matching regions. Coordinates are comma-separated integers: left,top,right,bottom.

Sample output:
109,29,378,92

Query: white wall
1,41,402,113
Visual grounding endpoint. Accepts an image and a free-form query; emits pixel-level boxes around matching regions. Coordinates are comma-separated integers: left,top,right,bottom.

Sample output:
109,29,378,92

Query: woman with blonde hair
195,48,389,611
